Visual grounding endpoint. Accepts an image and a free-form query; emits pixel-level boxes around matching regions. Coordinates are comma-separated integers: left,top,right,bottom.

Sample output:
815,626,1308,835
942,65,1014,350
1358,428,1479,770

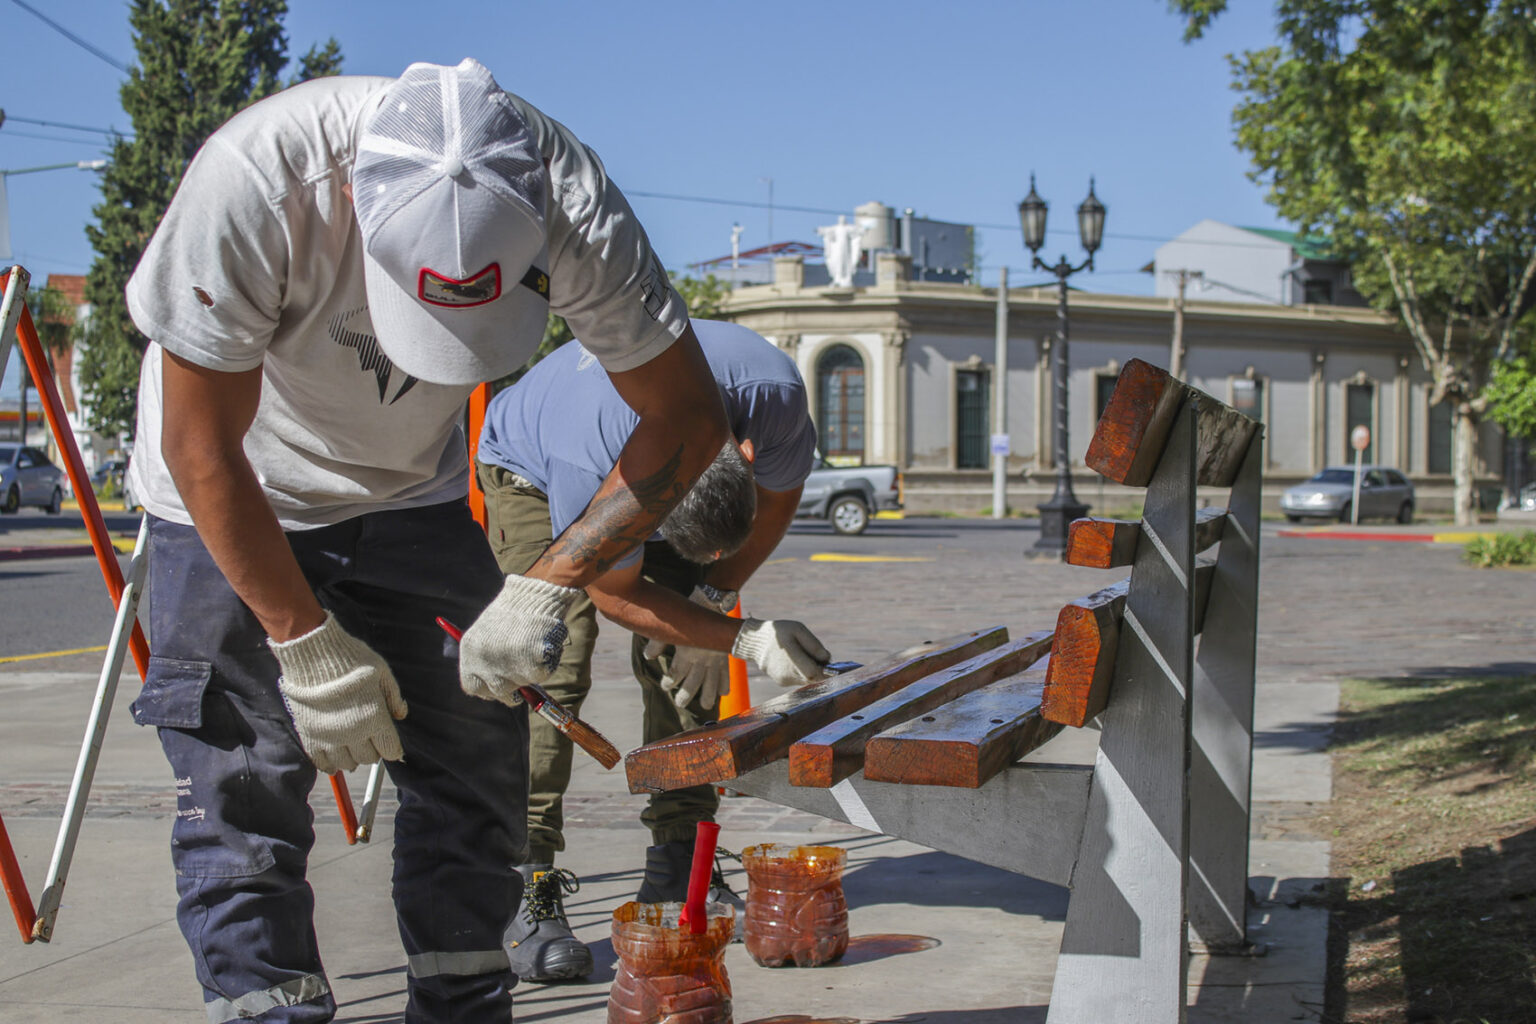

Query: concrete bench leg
1048,402,1197,1024
1189,432,1261,952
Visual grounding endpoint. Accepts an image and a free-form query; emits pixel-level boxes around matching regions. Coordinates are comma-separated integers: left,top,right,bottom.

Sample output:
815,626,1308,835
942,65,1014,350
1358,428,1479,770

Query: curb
0,544,102,561
1275,529,1497,543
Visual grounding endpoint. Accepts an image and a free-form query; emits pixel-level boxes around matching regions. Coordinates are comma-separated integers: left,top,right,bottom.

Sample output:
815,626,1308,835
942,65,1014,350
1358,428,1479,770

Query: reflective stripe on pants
407,949,516,979
205,974,330,1024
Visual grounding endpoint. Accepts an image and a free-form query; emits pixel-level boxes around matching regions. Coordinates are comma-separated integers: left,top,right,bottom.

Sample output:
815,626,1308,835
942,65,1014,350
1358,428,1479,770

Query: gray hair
660,442,757,564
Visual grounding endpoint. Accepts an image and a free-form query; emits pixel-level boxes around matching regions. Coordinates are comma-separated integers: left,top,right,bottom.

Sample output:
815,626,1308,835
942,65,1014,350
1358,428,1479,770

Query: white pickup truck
795,455,903,535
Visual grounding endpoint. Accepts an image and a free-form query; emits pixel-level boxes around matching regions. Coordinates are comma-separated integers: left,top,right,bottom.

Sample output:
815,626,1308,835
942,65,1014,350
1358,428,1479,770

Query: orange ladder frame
0,267,363,944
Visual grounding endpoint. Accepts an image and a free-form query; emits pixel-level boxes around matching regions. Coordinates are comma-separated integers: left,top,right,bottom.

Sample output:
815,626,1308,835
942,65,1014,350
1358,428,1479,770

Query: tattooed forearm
532,444,691,579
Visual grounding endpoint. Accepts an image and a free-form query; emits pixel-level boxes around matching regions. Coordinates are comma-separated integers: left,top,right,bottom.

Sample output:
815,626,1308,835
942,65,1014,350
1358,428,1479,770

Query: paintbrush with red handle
436,617,621,770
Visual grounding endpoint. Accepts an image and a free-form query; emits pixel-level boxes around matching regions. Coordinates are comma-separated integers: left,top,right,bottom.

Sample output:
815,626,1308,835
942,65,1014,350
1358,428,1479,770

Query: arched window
816,344,865,461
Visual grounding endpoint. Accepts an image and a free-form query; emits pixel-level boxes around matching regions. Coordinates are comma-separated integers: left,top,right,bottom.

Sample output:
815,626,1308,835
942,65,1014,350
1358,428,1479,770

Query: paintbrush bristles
565,718,621,770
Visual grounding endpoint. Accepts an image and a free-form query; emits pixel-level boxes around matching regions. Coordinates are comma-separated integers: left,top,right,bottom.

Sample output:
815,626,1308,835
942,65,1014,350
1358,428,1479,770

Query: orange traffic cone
717,600,752,719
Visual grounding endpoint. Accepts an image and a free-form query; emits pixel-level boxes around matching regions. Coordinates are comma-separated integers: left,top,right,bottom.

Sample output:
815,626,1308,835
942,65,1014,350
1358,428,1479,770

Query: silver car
1280,465,1415,524
0,443,66,515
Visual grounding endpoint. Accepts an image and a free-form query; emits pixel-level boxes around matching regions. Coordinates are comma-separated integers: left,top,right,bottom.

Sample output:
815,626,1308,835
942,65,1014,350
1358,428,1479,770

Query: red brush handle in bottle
678,821,720,934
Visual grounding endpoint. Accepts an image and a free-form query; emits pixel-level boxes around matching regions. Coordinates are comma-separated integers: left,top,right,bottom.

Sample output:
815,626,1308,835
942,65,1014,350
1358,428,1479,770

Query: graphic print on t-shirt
326,306,420,404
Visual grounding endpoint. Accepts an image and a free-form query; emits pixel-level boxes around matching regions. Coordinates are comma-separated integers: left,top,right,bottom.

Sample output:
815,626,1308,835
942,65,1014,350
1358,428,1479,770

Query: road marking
0,645,110,665
809,553,934,563
761,557,799,566
874,511,905,520
1275,529,1503,544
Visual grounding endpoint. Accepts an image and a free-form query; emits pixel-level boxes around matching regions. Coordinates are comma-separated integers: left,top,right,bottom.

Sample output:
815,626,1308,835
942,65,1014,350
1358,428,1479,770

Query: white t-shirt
126,74,688,529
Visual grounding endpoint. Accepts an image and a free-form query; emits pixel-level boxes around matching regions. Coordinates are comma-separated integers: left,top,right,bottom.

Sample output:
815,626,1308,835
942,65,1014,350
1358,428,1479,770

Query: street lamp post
1019,174,1106,557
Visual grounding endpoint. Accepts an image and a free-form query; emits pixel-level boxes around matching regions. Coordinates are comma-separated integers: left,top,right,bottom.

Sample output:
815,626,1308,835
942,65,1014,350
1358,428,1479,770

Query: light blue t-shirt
478,319,817,567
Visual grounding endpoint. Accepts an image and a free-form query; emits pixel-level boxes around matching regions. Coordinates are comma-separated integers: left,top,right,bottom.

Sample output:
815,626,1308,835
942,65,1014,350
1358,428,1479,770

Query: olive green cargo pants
477,462,721,865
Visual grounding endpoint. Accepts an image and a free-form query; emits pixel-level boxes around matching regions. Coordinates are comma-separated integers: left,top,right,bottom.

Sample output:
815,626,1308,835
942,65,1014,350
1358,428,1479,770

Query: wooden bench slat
1084,359,1258,488
1066,506,1229,569
1041,561,1216,727
624,626,1010,794
787,631,1054,788
861,664,1063,788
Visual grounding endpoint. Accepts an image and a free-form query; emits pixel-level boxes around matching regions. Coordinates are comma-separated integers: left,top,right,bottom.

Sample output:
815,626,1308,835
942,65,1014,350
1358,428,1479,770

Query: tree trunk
1453,400,1478,526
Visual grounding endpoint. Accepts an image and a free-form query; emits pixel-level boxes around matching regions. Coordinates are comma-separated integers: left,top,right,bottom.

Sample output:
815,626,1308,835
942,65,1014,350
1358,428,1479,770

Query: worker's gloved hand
663,646,731,710
642,585,740,710
460,573,581,705
268,611,408,775
732,618,832,686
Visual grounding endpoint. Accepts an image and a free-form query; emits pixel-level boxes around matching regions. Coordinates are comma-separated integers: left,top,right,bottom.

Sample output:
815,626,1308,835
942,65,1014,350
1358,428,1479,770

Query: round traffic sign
1350,425,1371,452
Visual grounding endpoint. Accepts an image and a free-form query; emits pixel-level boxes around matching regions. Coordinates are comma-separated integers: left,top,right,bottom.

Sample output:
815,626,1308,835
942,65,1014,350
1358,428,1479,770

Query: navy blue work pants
133,502,525,1023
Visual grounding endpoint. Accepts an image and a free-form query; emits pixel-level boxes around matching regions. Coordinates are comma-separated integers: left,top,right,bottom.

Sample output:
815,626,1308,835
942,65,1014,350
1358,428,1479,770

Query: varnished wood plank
787,631,1054,788
1067,506,1229,569
1041,561,1216,727
1084,359,1258,488
1040,581,1128,727
624,627,1009,794
861,664,1063,788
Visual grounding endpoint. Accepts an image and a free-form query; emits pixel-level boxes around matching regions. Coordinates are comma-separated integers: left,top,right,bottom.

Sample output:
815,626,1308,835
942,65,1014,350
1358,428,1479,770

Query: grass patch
1322,673,1536,1022
1464,531,1536,568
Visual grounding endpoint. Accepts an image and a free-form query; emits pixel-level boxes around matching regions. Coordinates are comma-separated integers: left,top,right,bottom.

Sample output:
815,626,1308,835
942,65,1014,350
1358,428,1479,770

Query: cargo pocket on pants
131,657,212,729
134,656,281,880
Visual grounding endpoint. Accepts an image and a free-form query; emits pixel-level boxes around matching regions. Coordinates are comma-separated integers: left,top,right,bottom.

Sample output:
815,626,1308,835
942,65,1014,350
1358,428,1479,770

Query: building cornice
722,279,1411,351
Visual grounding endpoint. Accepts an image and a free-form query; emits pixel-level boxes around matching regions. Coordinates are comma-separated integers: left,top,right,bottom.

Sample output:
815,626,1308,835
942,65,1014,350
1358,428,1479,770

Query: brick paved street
2,516,1533,1022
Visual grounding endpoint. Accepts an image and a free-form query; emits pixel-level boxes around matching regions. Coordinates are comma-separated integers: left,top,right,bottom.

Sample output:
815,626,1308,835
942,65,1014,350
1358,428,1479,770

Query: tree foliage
13,285,76,432
671,272,730,320
78,0,340,440
1172,0,1536,522
1485,355,1536,440
31,285,76,356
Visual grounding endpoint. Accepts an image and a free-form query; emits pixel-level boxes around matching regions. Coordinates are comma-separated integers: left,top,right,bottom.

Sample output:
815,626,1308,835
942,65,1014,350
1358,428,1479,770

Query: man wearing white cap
122,58,727,1023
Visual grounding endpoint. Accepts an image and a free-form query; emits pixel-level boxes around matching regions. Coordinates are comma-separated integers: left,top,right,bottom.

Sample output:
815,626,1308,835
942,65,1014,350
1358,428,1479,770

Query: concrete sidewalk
4,524,1531,1022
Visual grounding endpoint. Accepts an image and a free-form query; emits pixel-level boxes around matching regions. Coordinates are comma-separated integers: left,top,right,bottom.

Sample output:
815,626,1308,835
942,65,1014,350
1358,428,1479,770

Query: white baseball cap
353,58,550,386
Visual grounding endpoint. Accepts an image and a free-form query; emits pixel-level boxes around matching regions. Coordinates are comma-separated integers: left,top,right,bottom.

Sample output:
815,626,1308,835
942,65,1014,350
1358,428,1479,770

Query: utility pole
1168,268,1203,380
992,266,1009,519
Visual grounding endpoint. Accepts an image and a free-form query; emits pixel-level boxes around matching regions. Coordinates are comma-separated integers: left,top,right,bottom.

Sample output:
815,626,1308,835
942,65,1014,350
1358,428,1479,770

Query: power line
0,128,113,146
7,0,129,74
628,186,1305,252
628,188,844,219
4,114,127,138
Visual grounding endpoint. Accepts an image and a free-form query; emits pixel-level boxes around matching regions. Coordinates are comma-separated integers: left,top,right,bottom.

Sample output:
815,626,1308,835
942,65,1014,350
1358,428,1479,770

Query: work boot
636,840,746,941
709,849,746,942
505,865,593,983
635,840,693,903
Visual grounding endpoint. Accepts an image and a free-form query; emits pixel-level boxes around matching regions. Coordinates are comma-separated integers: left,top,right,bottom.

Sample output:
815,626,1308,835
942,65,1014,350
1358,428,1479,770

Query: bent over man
476,319,827,982
124,58,728,1023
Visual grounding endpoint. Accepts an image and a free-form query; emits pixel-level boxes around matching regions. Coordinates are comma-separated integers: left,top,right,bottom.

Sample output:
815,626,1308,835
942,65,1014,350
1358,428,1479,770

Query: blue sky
2,0,1284,311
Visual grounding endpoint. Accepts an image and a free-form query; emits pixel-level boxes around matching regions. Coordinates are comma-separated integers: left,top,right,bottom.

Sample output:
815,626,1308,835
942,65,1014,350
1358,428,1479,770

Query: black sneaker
505,865,593,983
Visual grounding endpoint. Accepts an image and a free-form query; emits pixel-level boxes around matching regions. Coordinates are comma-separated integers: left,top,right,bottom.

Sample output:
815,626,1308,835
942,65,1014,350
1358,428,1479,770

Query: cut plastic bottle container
607,900,734,1024
741,843,849,968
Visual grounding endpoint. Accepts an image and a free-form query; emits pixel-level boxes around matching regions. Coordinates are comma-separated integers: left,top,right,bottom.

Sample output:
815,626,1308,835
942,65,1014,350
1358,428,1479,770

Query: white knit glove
731,618,832,686
641,585,738,709
460,573,581,704
268,612,408,775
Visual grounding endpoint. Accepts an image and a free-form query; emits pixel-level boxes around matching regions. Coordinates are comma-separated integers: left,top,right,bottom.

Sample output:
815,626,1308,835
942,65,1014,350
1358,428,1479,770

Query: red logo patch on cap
418,264,502,308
